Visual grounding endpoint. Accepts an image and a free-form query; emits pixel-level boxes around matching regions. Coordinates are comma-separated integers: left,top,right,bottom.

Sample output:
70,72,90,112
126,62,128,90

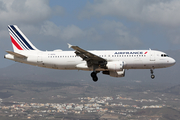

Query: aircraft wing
68,44,107,68
6,51,27,59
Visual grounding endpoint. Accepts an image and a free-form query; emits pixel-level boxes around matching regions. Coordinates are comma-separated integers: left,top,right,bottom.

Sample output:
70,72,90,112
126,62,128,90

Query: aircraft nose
170,58,176,65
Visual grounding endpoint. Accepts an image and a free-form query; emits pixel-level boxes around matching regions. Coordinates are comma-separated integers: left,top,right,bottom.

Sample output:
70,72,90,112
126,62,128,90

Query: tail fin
8,25,39,52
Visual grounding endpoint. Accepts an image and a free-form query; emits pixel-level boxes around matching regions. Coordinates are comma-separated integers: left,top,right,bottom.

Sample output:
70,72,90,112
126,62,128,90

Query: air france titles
114,52,143,55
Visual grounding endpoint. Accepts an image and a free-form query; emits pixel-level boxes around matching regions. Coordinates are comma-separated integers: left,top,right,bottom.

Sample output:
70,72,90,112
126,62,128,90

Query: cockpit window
161,54,169,57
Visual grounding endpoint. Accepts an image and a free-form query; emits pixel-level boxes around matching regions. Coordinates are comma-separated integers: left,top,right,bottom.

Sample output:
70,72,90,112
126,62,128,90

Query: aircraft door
150,51,155,61
37,53,43,63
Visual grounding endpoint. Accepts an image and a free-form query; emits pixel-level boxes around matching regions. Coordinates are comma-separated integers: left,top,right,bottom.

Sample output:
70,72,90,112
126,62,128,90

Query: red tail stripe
10,35,23,50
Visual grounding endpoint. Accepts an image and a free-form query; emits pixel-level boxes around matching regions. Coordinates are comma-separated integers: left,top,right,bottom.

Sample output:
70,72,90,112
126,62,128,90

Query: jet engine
103,61,125,77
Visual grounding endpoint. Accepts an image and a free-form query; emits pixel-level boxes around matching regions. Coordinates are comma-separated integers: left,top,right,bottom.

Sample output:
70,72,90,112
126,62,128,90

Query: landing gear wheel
93,76,98,82
91,72,96,77
91,72,98,82
150,69,155,79
151,75,155,79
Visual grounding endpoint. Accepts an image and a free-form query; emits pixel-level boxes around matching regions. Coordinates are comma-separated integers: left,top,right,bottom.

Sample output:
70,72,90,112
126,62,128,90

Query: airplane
4,25,176,82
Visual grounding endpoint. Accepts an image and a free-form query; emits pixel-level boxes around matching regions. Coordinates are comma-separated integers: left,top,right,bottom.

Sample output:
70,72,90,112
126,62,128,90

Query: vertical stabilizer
8,25,39,53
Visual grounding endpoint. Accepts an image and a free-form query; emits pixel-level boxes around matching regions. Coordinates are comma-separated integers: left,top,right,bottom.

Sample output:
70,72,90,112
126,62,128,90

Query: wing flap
6,51,27,59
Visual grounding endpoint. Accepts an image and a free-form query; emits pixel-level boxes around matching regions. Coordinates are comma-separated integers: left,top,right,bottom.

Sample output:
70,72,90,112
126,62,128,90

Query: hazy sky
0,0,180,68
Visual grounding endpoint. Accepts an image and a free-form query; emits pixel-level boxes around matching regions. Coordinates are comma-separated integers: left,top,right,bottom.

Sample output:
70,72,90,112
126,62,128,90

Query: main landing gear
91,71,98,82
150,69,155,79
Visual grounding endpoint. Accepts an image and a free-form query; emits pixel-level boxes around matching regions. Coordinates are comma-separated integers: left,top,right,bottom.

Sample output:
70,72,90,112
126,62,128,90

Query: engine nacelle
102,70,125,77
106,61,124,71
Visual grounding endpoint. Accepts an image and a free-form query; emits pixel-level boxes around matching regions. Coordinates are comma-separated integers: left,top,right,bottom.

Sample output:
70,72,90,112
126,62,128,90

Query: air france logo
114,51,148,54
144,51,148,54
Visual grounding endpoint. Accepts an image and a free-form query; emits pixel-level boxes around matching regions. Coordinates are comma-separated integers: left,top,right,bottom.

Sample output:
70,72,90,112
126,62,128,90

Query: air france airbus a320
4,25,176,82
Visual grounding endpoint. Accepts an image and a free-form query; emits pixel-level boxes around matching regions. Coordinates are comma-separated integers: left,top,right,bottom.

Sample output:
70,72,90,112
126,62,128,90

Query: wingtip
67,43,72,48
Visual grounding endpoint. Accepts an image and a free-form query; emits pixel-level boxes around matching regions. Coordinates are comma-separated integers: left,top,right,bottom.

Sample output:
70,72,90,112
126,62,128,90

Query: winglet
67,43,73,48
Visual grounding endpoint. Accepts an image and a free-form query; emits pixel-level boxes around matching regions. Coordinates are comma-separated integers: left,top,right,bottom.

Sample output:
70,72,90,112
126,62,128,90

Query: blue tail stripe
10,25,34,50
8,26,28,50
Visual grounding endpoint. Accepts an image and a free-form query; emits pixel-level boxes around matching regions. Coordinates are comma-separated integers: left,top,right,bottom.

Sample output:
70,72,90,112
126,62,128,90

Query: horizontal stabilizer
6,51,27,59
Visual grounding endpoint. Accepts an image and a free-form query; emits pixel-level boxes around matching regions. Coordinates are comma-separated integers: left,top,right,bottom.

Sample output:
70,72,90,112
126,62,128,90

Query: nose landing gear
150,69,155,79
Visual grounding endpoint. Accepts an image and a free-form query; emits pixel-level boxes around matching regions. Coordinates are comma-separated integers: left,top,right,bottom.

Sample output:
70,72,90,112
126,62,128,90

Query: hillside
134,107,180,120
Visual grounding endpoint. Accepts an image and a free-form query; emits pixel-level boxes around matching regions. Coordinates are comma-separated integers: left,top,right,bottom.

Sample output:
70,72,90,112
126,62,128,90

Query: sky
0,0,180,68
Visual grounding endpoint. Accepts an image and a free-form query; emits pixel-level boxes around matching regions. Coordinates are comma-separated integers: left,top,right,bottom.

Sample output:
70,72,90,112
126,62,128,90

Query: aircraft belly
125,60,162,69
125,62,167,69
125,60,145,69
42,58,81,70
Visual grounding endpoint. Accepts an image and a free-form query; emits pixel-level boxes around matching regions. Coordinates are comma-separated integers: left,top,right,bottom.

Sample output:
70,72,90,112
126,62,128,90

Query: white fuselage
5,49,176,71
